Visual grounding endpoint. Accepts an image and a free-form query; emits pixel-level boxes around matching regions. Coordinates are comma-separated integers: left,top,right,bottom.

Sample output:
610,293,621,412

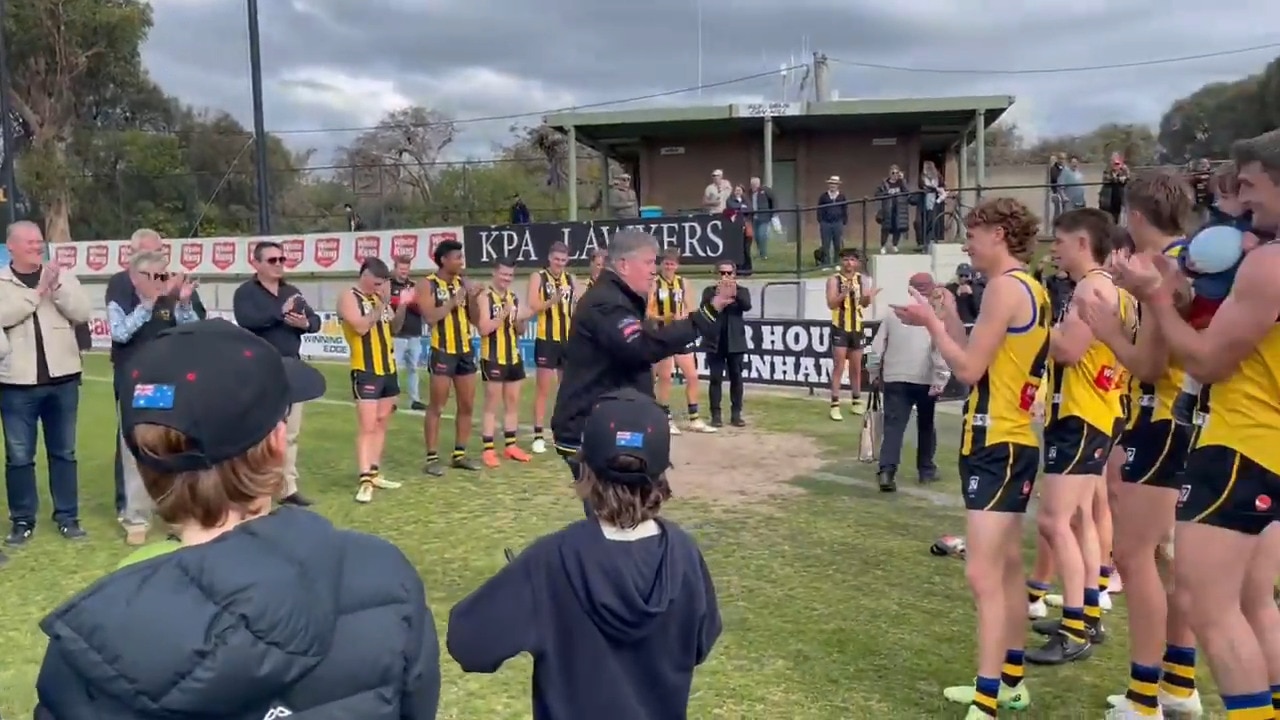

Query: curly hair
574,455,672,529
1126,171,1194,236
964,197,1040,262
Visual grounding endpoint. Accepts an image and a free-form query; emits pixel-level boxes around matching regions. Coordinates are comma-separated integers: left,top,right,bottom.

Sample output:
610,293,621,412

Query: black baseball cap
580,389,671,486
956,262,973,278
120,319,327,473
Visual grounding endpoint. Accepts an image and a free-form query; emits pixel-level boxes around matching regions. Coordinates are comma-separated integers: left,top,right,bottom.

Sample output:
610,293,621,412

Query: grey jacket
867,313,949,388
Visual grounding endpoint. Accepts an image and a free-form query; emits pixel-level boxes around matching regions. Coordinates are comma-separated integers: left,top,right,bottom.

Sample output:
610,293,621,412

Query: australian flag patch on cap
615,431,644,448
132,383,175,409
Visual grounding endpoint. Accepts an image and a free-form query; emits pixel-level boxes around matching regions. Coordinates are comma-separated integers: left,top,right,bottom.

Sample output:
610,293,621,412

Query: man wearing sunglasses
699,262,752,427
233,240,321,507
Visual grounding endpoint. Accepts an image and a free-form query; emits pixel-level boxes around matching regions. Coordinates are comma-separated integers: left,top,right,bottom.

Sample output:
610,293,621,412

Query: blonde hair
132,424,284,528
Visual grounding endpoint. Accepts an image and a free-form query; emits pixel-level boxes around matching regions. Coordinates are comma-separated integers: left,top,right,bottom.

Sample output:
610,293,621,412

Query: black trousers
707,352,745,416
112,373,125,515
878,382,938,476
562,452,594,518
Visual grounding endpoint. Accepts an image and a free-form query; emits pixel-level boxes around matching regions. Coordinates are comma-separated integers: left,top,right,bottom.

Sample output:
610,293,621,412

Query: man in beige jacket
0,221,92,545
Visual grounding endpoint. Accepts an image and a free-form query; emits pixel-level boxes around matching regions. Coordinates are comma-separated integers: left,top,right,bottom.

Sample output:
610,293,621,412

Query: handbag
858,388,883,463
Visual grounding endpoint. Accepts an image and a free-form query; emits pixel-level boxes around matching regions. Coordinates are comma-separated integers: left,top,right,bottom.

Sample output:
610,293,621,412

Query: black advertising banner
687,318,966,400
462,214,744,268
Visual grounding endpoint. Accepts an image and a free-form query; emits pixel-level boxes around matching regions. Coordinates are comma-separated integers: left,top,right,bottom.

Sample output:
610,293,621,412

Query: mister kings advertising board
461,213,744,268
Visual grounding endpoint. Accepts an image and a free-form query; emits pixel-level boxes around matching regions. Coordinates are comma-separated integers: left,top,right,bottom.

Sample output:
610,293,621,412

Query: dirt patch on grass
668,427,822,507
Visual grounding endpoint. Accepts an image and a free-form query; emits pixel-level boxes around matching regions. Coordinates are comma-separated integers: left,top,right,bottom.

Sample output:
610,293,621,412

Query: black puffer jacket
35,507,440,720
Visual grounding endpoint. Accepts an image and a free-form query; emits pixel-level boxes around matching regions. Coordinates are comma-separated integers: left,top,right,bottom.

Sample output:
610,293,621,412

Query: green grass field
0,354,1224,719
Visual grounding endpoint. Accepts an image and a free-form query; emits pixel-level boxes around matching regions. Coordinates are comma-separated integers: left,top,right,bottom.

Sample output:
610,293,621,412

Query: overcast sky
144,0,1279,167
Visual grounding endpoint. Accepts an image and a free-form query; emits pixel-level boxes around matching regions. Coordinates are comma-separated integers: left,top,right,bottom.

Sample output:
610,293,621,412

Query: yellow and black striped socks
1271,684,1280,711
503,430,518,448
1100,565,1113,593
452,444,466,461
829,395,840,408
1160,645,1197,700
972,676,999,717
1084,587,1103,626
1223,691,1273,719
687,403,699,421
533,426,544,442
482,436,495,452
425,450,439,464
1125,663,1161,716
1060,607,1088,643
1000,649,1025,688
1027,580,1050,605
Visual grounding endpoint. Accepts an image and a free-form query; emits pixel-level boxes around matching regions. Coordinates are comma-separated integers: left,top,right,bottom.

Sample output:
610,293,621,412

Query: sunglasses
718,270,735,277
141,271,169,282
262,256,285,265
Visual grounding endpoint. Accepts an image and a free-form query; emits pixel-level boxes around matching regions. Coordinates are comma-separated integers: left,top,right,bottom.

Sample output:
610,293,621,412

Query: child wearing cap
34,320,440,720
447,388,722,720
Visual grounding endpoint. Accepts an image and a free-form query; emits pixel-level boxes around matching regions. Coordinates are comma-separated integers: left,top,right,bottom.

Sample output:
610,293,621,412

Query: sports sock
452,444,466,460
533,426,544,441
1160,645,1198,699
971,676,999,717
829,395,839,407
1027,580,1050,604
1124,663,1161,716
425,450,439,463
687,403,699,420
1100,565,1113,592
503,430,517,447
1000,649,1025,688
1084,587,1102,625
1223,691,1273,719
482,436,495,452
1270,684,1280,710
1060,607,1088,642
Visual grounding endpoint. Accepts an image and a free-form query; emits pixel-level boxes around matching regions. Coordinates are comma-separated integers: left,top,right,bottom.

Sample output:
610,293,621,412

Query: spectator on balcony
703,169,731,214
724,184,754,273
815,175,848,267
916,161,946,249
874,165,910,254
1048,153,1067,223
748,176,776,260
1060,156,1087,210
1099,152,1130,223
509,194,531,224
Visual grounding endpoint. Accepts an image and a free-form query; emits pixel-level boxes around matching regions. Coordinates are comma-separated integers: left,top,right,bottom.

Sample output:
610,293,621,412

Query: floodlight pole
247,0,272,234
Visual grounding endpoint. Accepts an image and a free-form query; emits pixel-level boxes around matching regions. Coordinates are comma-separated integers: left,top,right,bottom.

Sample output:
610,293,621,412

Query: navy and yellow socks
1160,645,1197,700
1125,663,1161,716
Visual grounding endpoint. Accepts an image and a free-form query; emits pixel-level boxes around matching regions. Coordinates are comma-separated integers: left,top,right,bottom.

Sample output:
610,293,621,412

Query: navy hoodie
447,518,722,720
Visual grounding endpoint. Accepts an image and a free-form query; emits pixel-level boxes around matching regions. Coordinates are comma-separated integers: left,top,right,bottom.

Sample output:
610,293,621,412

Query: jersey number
1178,484,1192,505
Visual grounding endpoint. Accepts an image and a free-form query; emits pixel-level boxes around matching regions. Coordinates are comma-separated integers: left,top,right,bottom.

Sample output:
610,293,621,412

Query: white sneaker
688,418,718,433
531,438,547,454
1100,589,1113,611
669,420,683,436
1028,598,1047,619
1104,696,1164,719
1045,593,1064,608
829,406,843,421
354,480,374,504
1158,689,1202,716
880,246,888,254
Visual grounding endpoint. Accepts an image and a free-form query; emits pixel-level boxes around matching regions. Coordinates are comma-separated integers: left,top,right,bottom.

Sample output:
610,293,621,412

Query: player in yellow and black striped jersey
1073,172,1207,715
421,240,483,477
338,258,415,503
649,247,715,434
584,248,607,291
475,257,534,468
892,197,1045,717
527,242,577,454
825,248,879,420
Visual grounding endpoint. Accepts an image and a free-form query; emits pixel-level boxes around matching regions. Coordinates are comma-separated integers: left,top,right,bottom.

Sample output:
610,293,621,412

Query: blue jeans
394,336,423,404
819,223,843,263
2,380,81,525
752,219,771,257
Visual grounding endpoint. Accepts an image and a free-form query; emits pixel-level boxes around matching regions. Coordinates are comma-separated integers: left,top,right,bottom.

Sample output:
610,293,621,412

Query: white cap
711,169,723,177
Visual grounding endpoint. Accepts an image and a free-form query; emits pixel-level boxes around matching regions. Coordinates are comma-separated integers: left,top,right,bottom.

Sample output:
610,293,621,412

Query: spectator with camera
874,165,911,253
944,263,981,326
1032,254,1076,322
0,221,92,545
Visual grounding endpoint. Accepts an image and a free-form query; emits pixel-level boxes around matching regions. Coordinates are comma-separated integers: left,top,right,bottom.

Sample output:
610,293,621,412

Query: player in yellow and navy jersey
893,197,1046,719
527,242,577,454
1121,141,1280,720
648,248,716,435
475,257,534,469
825,248,879,420
338,258,413,503
421,240,484,477
1075,172,1206,717
585,248,606,291
1025,208,1125,666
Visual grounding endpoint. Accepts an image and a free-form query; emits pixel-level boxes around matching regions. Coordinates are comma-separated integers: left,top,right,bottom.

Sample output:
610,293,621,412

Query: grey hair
5,220,41,245
130,228,163,250
607,229,658,267
1231,129,1280,179
129,250,167,271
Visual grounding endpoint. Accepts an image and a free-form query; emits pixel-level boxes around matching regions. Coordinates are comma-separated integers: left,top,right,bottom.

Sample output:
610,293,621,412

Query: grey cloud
141,0,1280,163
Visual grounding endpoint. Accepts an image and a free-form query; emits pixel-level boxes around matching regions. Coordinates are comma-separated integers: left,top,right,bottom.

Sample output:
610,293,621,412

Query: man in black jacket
944,263,981,327
815,176,848,266
34,320,440,720
700,261,752,427
232,240,321,506
551,230,735,512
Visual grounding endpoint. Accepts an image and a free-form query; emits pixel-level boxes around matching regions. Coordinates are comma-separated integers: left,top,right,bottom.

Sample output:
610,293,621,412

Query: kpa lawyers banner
462,214,743,268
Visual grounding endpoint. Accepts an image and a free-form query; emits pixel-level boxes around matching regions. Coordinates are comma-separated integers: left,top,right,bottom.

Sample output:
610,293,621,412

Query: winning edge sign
689,319,880,389
462,214,744,268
